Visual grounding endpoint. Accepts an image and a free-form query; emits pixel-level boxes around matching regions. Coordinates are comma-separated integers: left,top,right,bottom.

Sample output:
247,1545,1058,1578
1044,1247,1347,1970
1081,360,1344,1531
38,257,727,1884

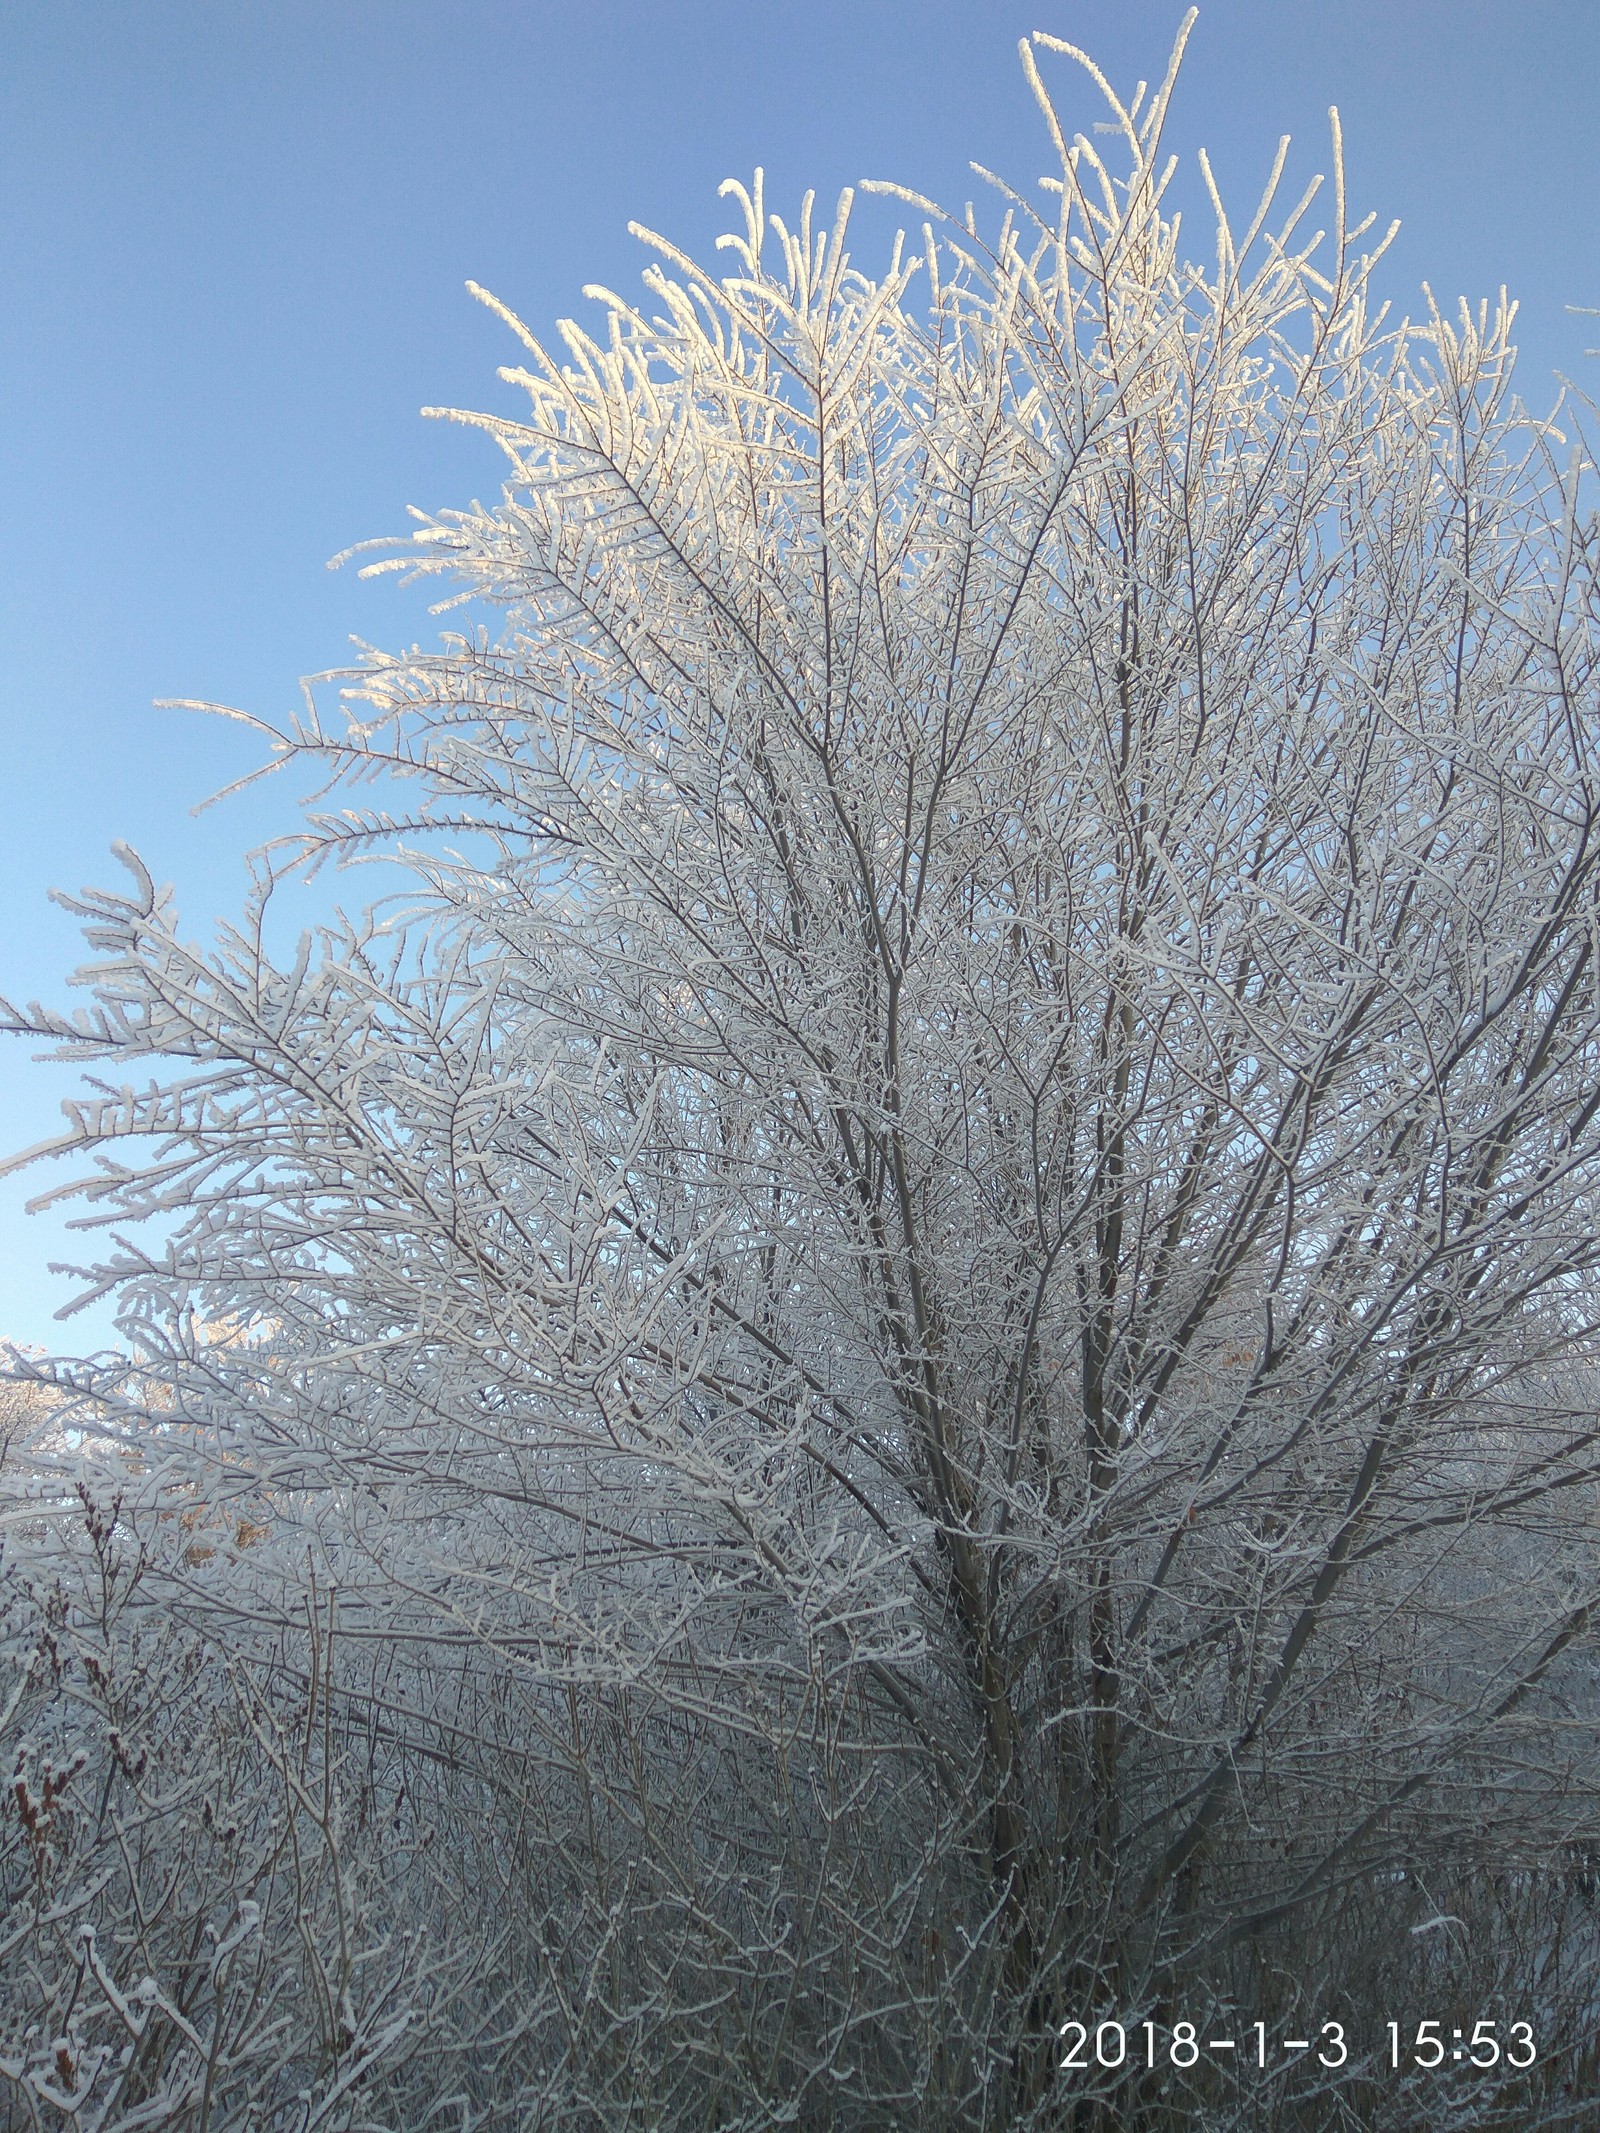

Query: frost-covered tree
7,17,1600,2128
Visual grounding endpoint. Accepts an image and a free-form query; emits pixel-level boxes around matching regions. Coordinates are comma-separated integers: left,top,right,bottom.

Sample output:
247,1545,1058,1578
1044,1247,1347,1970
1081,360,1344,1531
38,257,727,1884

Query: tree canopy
6,18,1600,2128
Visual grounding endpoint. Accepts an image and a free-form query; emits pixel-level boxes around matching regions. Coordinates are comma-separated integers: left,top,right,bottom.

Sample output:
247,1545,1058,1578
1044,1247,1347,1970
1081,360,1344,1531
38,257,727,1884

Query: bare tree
7,17,1600,2127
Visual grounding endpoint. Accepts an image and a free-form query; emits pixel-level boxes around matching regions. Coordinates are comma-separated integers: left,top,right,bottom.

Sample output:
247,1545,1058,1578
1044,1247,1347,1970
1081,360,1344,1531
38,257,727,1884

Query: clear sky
2,0,1597,1352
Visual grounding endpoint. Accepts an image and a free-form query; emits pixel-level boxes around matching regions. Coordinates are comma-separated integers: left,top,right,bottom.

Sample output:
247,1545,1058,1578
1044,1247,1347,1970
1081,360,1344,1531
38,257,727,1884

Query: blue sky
2,0,1597,1351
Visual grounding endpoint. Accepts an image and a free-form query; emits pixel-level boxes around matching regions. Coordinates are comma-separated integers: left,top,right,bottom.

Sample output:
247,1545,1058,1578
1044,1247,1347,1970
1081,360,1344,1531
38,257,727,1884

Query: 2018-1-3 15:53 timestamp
1058,2017,1538,2075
